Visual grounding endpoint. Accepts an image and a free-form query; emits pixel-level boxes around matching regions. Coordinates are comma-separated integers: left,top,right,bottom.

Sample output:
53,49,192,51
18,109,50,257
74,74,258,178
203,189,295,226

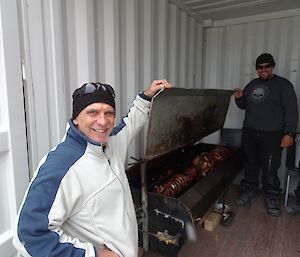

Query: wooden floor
142,185,300,257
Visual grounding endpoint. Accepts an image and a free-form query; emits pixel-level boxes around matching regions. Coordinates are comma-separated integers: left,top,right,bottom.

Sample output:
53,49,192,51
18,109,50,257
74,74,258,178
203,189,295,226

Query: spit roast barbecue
126,88,243,257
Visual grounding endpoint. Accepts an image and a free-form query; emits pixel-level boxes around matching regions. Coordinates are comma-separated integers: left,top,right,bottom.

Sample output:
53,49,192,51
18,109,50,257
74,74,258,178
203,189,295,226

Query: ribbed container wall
20,1,300,176
202,12,300,187
22,0,203,174
3,2,300,255
203,13,300,130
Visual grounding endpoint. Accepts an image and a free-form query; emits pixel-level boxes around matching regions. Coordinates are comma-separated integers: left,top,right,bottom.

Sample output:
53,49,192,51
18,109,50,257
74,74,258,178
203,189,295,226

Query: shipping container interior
1,0,300,256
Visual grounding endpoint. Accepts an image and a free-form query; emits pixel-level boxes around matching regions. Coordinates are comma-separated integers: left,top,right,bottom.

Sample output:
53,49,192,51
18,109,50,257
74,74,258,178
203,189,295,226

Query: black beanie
255,53,276,68
72,83,115,119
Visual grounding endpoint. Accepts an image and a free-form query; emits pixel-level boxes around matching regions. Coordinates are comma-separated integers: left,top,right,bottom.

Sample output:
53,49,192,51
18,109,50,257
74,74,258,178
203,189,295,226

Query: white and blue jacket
13,94,151,257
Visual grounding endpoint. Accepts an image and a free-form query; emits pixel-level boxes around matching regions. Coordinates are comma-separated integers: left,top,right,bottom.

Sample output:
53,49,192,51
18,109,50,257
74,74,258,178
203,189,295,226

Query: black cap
72,83,115,119
255,53,276,68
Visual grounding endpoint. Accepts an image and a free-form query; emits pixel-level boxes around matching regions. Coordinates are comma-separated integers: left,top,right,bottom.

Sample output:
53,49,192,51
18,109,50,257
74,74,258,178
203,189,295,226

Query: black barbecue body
126,88,243,257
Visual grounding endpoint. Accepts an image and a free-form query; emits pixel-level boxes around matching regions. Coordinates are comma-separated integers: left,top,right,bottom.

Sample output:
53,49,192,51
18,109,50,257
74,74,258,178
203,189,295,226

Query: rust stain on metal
145,88,232,160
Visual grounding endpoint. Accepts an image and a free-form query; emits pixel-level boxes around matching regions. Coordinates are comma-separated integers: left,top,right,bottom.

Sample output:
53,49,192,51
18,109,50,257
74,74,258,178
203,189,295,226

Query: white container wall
1,1,300,256
3,1,202,255
202,10,300,187
203,10,300,130
20,0,204,176
0,0,29,256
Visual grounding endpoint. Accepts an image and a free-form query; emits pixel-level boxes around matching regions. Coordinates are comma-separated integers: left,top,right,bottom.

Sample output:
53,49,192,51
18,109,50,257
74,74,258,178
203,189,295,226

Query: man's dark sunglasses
75,82,115,98
257,64,272,70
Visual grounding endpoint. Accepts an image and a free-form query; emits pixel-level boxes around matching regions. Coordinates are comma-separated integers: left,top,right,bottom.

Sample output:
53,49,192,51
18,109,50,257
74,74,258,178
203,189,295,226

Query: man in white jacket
13,80,172,257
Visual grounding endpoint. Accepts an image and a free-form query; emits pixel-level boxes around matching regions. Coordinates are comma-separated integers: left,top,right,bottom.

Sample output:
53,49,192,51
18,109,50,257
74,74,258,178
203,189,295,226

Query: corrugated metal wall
202,10,300,185
61,0,203,115
1,2,299,256
21,1,300,177
203,11,300,130
0,1,29,256
22,0,203,174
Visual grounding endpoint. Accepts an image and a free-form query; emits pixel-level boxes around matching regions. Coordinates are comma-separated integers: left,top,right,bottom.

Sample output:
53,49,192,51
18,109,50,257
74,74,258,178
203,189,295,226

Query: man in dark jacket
233,53,298,217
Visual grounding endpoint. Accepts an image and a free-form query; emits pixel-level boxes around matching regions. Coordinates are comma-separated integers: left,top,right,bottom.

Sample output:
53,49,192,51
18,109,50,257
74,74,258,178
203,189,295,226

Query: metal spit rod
140,160,149,251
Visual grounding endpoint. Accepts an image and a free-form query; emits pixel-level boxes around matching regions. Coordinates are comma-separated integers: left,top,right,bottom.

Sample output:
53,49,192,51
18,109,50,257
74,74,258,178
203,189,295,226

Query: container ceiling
171,0,300,22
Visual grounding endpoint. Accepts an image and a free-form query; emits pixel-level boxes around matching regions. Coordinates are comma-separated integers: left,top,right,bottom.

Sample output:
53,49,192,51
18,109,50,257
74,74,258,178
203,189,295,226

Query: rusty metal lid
145,88,233,160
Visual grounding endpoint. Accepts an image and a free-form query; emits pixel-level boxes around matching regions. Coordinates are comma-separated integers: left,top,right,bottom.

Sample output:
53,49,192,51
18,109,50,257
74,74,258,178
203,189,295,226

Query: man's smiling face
73,102,115,144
